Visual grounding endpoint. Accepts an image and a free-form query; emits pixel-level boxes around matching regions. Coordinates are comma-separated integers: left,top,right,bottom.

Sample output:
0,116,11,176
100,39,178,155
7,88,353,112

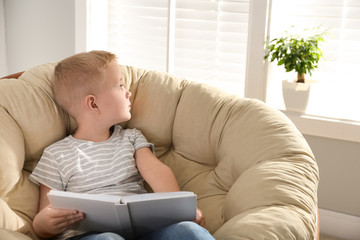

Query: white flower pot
282,80,311,113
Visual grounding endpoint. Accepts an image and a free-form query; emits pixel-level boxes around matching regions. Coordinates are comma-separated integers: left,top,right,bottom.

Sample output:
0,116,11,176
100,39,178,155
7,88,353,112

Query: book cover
47,190,197,238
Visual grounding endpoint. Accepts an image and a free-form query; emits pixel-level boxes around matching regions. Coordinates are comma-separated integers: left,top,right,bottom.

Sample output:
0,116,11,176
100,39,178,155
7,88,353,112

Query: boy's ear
84,95,99,112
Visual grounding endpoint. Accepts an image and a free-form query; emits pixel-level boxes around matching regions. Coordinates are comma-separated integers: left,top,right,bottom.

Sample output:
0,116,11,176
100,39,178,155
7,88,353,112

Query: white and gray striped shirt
29,125,153,196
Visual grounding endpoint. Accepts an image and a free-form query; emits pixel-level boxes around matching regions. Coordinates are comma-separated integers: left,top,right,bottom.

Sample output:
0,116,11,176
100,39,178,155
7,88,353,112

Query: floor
320,234,344,240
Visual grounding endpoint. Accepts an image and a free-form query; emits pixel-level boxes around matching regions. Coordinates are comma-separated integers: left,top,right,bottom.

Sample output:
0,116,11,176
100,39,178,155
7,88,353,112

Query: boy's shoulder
44,135,74,152
115,125,141,135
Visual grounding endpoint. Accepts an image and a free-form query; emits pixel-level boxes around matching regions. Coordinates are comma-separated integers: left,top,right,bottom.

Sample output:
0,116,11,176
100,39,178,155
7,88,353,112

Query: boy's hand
33,204,84,238
193,208,206,227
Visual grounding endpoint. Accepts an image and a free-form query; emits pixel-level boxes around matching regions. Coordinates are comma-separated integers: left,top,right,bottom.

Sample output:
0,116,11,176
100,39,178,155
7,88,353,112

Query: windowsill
282,110,360,143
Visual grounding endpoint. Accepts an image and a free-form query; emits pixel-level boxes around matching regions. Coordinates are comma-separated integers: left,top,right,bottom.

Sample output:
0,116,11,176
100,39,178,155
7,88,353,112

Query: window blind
173,0,249,94
107,0,250,96
108,0,169,71
266,0,360,121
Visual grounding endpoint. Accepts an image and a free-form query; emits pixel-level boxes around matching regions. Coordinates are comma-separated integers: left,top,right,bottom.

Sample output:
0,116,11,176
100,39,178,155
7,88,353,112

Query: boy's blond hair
53,50,116,118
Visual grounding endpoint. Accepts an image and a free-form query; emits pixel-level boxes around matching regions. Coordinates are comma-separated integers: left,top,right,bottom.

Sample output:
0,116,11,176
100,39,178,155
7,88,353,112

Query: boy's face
96,60,132,126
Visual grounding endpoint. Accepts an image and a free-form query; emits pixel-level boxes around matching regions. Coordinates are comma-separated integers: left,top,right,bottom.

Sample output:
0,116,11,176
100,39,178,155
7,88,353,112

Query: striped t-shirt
29,125,153,196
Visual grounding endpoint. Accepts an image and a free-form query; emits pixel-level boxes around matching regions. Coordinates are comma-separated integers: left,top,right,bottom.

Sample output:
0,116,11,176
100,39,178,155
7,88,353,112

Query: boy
29,51,214,240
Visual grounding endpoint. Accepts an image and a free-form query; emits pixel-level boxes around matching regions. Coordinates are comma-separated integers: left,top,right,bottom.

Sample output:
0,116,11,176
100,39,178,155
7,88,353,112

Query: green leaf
263,25,327,78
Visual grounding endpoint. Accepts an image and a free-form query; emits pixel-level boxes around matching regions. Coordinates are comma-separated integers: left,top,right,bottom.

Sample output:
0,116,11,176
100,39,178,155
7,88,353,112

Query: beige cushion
0,63,319,239
0,228,33,240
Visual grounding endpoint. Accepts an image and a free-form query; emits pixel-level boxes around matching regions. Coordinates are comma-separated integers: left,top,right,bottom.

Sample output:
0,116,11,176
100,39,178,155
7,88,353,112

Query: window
107,0,250,95
82,0,360,142
266,0,360,122
107,1,169,72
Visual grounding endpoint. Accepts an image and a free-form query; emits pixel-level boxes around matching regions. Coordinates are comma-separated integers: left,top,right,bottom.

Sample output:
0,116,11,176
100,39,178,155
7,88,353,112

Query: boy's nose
127,90,132,98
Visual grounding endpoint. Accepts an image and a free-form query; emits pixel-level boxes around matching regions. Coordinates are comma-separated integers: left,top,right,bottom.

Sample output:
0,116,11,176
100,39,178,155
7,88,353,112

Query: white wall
4,0,75,74
0,0,7,76
305,135,360,216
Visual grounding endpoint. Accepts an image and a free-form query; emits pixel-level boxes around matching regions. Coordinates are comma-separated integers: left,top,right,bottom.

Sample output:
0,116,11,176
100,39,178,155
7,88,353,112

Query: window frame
77,0,360,143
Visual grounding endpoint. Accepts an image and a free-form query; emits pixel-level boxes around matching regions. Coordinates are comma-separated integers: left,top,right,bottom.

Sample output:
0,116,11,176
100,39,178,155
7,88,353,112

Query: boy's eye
119,84,124,88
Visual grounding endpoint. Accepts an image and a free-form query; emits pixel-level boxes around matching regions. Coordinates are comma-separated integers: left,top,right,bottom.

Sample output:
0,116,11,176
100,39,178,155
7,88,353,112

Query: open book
47,190,197,239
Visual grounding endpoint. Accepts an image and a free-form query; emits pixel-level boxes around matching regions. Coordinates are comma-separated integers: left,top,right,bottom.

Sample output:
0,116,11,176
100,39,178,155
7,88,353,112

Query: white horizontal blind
107,0,250,96
266,0,360,121
173,0,249,95
107,0,169,72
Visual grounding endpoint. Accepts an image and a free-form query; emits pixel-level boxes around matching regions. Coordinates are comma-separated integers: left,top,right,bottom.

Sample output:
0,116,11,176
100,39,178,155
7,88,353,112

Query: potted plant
264,26,327,112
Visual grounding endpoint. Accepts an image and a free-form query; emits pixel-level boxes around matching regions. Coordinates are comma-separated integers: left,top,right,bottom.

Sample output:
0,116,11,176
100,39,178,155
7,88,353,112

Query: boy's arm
32,184,84,239
135,147,205,226
135,147,180,192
